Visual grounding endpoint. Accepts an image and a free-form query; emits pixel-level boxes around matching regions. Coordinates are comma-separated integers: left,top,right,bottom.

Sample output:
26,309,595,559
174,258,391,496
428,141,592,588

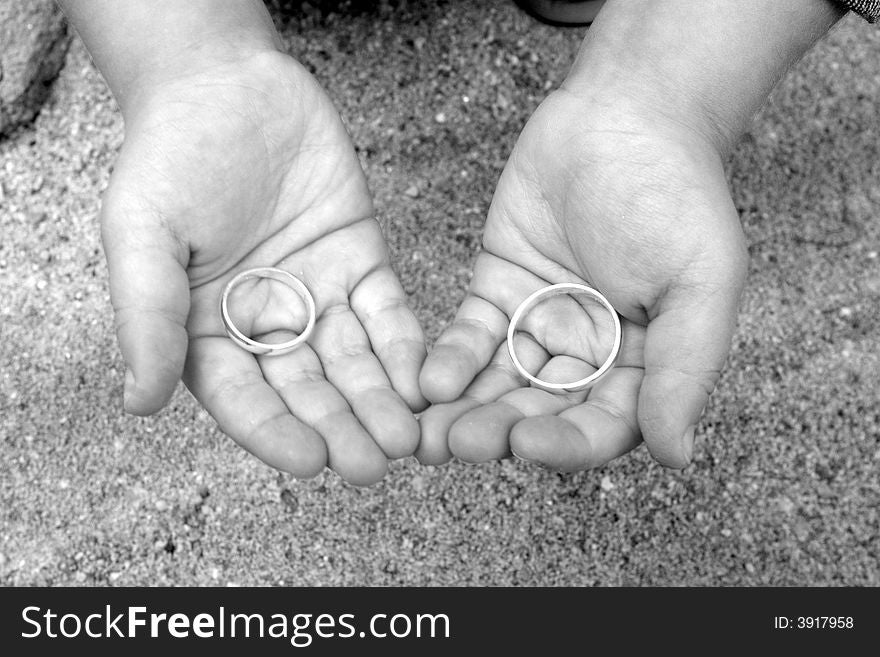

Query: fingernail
510,448,537,466
123,368,136,411
681,425,697,465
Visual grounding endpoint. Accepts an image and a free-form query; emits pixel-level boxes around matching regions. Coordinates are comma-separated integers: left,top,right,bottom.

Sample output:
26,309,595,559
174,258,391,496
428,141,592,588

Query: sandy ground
1,1,879,586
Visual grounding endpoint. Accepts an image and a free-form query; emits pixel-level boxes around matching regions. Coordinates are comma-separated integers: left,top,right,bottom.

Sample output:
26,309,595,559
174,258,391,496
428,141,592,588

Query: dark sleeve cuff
837,0,880,22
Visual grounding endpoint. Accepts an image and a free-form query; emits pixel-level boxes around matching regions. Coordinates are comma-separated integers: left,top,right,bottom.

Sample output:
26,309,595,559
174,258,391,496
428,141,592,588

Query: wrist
562,0,845,156
560,66,734,161
58,0,283,119
117,40,283,121
117,48,303,136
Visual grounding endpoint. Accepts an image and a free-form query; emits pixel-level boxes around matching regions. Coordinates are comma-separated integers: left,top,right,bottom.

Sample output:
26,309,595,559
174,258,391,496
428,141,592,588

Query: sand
1,1,878,586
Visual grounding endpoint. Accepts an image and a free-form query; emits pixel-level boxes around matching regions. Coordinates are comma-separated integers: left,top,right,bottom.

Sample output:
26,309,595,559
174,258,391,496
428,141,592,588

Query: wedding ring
220,267,316,356
507,283,622,394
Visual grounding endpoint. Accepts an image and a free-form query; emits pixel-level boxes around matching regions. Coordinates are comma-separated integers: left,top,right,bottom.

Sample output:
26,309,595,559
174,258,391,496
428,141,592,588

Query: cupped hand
416,88,748,470
103,51,427,485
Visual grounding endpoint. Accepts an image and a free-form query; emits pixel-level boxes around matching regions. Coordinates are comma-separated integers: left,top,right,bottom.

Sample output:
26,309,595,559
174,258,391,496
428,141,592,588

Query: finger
448,389,569,464
351,265,428,412
257,334,390,487
503,319,644,471
183,337,327,478
512,289,617,365
416,398,480,466
242,220,429,413
511,363,643,471
420,253,552,403
417,334,548,465
449,354,588,463
639,267,745,468
418,294,509,404
310,307,420,460
101,193,190,416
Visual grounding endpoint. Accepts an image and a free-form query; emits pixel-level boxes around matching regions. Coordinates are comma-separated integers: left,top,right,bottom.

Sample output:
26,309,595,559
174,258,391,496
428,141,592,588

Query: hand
416,88,748,470
103,51,427,485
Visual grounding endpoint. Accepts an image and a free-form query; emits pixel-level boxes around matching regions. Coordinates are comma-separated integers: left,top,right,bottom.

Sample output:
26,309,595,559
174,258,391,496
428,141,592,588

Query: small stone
776,496,796,515
792,519,811,543
816,483,835,499
410,474,427,493
74,571,86,583
155,500,169,512
434,112,447,124
403,185,420,198
600,476,614,492
109,572,121,582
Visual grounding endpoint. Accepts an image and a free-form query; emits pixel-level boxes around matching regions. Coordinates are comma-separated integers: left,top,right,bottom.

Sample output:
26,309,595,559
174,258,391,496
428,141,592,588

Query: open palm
417,88,748,471
104,52,426,485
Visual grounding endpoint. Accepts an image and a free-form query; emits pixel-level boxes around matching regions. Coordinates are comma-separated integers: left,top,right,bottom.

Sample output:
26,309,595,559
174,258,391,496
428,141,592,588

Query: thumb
101,192,191,416
638,253,747,468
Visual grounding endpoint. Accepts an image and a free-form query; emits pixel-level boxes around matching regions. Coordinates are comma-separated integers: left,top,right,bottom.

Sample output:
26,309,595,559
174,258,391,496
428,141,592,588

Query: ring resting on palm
507,283,622,394
220,267,316,356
